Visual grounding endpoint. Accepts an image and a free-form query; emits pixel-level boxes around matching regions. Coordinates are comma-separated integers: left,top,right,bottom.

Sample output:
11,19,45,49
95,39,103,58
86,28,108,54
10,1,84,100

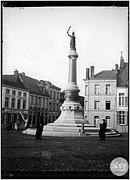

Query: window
117,111,127,125
95,84,99,94
34,96,37,106
85,101,88,111
45,98,48,108
54,92,56,99
106,116,110,127
49,102,51,111
53,103,55,111
125,97,128,106
42,88,45,93
41,98,43,107
57,103,59,111
11,98,15,108
23,100,26,109
17,99,21,109
30,95,33,105
57,92,59,100
38,97,41,106
94,101,99,110
85,85,88,95
42,98,45,107
5,97,9,107
52,116,55,122
94,116,99,127
23,93,27,98
50,91,52,98
49,116,51,123
12,90,16,96
119,93,127,106
106,84,111,94
6,89,10,94
18,91,21,97
106,101,111,110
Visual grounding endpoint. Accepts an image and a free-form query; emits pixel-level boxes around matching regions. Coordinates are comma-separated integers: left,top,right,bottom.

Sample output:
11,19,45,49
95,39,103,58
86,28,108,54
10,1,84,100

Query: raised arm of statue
67,26,72,37
67,26,76,50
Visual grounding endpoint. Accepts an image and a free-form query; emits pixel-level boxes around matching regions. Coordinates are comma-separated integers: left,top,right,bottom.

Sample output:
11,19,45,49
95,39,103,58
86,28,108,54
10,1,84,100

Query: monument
22,27,120,137
42,27,87,136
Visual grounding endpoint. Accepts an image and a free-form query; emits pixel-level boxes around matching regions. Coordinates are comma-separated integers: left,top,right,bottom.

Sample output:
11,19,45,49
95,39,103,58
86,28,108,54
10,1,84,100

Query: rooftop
94,70,117,79
117,62,128,87
2,75,28,90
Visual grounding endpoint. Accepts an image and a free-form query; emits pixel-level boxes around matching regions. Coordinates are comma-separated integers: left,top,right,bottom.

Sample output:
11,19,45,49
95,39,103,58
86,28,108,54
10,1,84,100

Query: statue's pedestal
43,47,87,136
43,99,87,136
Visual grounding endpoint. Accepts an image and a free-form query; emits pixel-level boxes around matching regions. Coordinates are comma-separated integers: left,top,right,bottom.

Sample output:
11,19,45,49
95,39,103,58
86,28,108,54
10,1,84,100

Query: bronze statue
67,26,76,50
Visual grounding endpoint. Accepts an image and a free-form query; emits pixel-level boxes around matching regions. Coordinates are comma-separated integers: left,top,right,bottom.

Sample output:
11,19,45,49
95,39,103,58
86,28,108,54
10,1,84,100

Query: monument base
42,99,87,136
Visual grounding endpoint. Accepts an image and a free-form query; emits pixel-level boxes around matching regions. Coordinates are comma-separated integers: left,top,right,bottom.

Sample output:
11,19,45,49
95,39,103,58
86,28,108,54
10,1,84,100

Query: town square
2,2,129,179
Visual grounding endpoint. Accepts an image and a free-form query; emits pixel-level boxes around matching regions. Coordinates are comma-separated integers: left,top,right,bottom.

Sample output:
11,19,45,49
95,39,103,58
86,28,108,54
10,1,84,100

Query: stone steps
22,126,120,137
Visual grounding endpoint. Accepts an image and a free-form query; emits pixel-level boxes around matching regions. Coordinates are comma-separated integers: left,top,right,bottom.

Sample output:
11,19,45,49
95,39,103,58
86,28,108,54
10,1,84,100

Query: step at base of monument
22,124,120,137
43,124,81,136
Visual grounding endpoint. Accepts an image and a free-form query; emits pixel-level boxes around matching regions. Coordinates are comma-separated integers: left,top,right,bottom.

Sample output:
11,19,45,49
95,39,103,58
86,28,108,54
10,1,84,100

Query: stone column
64,49,80,102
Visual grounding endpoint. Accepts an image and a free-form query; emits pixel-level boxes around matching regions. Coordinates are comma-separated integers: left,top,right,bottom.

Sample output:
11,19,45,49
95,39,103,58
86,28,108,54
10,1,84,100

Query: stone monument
43,27,87,136
22,27,121,137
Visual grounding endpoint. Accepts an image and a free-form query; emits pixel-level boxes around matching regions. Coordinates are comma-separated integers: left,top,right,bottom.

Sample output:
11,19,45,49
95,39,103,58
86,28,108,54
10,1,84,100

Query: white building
84,53,128,133
2,71,29,125
84,66,117,129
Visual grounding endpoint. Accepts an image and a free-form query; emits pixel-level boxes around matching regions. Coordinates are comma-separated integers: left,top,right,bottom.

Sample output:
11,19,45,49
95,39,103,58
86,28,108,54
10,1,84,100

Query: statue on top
67,26,76,50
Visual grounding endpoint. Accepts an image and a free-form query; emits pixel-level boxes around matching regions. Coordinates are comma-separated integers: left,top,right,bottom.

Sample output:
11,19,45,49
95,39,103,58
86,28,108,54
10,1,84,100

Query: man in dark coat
99,119,107,140
35,116,44,140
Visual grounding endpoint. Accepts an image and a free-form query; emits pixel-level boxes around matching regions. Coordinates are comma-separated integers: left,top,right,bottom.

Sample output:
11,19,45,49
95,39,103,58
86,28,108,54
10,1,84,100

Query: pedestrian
35,118,44,140
99,119,107,140
6,120,13,133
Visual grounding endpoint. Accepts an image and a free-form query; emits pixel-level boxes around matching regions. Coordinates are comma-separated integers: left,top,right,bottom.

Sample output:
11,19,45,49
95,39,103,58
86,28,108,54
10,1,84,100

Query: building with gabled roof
116,53,128,133
43,81,61,124
2,71,29,126
18,72,49,127
2,69,61,128
84,53,128,133
84,66,117,129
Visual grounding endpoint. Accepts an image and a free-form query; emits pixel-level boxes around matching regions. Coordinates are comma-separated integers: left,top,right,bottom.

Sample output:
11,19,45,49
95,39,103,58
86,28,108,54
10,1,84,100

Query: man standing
35,115,44,140
99,119,107,140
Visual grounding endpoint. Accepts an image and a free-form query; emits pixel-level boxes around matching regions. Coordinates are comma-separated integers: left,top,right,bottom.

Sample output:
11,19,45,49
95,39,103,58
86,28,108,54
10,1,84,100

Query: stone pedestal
43,48,87,136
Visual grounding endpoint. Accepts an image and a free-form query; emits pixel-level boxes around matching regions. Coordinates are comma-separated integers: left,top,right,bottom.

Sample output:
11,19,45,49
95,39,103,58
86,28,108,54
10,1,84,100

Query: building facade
2,73,29,126
18,72,49,127
44,81,61,123
116,55,128,133
84,54,128,133
2,70,61,128
84,66,117,128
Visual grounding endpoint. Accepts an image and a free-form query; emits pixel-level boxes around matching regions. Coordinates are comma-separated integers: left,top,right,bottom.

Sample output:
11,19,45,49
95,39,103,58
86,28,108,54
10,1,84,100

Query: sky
3,6,128,96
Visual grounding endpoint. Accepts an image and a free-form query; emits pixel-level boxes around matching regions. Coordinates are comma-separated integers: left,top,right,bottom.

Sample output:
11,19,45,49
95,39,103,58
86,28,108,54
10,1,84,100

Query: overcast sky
3,7,128,95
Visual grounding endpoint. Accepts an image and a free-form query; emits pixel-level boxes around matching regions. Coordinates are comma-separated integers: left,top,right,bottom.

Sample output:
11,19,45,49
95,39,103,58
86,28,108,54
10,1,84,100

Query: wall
84,79,117,129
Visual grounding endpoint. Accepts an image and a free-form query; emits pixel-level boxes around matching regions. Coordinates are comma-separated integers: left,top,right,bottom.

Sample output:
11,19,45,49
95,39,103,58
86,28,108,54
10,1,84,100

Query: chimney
86,68,89,79
14,69,18,76
90,66,94,78
21,72,25,76
115,64,118,73
120,52,124,69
